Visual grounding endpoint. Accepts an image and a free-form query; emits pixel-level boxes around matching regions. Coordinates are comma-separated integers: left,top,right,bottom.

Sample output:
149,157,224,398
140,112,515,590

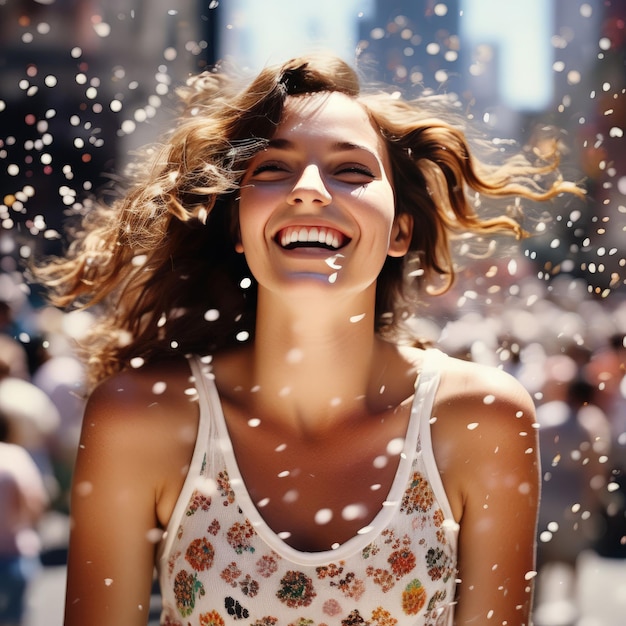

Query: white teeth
279,226,344,249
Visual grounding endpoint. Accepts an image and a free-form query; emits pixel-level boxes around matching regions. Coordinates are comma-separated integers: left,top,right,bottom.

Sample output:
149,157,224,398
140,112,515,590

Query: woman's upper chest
220,398,414,552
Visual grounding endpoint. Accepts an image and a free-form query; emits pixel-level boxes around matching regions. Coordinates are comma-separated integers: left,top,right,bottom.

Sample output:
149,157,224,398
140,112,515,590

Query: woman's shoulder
83,357,199,455
459,359,532,412
405,348,533,413
426,352,539,521
90,355,194,404
425,349,537,457
400,345,530,398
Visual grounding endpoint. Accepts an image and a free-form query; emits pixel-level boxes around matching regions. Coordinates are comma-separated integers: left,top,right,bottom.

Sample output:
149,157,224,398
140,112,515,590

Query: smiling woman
35,54,584,626
236,92,407,299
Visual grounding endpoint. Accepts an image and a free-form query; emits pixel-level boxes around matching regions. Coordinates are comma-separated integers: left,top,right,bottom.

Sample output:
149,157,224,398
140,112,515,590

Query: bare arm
436,364,540,625
64,368,196,626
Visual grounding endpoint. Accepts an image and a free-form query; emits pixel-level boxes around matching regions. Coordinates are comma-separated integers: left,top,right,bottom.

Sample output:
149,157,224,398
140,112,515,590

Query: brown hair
35,54,584,386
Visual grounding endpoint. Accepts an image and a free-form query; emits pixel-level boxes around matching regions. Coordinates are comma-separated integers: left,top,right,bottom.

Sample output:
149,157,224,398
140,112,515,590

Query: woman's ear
235,240,244,254
387,213,413,257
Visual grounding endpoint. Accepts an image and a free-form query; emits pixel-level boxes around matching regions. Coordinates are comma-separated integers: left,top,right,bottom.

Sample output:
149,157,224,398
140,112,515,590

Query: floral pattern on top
161,464,456,626
159,356,457,626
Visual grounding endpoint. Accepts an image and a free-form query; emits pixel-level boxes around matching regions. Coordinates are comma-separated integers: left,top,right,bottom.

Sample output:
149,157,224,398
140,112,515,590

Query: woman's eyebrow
265,138,293,150
331,141,377,156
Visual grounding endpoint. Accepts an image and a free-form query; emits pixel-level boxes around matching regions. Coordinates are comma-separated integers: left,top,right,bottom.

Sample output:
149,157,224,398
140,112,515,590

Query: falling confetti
0,8,625,620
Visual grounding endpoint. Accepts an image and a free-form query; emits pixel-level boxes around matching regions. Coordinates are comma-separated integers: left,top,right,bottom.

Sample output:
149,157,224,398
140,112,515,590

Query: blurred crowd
0,289,86,625
0,260,624,625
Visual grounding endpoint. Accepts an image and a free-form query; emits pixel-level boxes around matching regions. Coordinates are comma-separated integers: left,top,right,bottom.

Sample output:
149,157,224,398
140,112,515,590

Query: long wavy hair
35,54,584,386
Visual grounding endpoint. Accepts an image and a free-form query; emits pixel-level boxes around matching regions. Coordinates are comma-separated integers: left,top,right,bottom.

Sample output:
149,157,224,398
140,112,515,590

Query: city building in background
218,0,373,70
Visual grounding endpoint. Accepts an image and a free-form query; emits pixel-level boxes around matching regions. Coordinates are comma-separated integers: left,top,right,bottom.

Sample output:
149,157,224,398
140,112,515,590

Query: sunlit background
0,1,624,625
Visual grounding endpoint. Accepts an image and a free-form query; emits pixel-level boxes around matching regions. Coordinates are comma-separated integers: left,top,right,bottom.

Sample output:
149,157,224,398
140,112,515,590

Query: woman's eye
335,166,375,180
251,162,288,177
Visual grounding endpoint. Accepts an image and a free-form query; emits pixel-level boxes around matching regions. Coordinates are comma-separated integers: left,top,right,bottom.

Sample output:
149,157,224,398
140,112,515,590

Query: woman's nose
287,165,332,206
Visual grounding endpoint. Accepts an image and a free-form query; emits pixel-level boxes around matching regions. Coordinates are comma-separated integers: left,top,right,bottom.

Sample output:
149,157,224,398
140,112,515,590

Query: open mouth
276,226,350,251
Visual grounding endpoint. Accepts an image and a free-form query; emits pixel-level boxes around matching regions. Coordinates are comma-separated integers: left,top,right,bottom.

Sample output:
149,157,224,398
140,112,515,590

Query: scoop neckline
208,350,437,567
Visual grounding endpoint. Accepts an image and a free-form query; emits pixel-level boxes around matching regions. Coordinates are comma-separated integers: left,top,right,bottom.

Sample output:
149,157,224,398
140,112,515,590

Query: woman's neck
237,286,395,434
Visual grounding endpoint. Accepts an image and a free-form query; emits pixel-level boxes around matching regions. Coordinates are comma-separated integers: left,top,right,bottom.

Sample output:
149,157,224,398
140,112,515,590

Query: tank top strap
415,348,455,524
157,355,217,562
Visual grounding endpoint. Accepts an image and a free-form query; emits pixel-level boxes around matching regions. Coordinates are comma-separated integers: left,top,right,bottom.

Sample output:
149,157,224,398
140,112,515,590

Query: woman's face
237,91,412,300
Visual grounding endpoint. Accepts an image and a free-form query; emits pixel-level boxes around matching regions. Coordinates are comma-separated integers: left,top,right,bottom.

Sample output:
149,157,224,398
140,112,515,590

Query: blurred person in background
0,408,49,626
0,301,29,382
0,359,60,502
533,374,612,626
537,376,611,567
26,308,90,512
31,346,86,513
585,334,626,559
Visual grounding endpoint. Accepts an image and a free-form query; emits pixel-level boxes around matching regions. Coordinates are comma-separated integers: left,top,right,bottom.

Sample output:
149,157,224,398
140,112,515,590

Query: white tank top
157,349,458,625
